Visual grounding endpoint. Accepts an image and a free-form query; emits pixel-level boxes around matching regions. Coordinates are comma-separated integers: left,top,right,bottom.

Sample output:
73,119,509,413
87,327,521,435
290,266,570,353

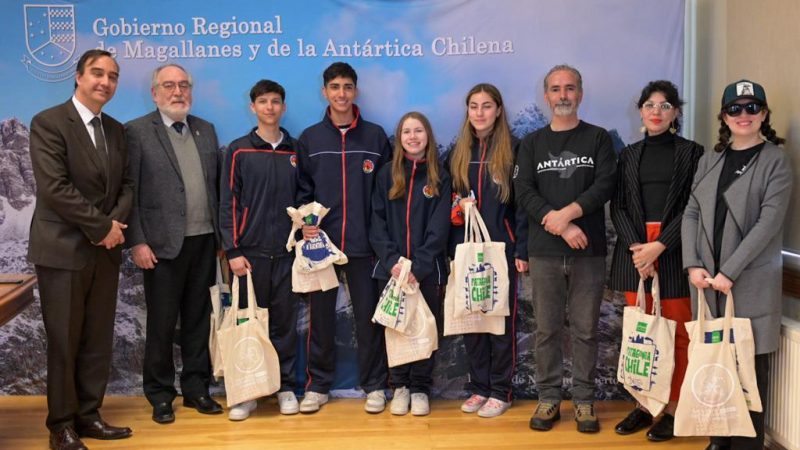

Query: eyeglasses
642,102,673,112
724,102,763,117
159,81,192,92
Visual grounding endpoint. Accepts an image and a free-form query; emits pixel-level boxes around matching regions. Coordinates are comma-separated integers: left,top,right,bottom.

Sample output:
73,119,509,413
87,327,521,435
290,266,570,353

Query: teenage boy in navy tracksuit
295,62,392,414
220,80,300,420
369,111,451,417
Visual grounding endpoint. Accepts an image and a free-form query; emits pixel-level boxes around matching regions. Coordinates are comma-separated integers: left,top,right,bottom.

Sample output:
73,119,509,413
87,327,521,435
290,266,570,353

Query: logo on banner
22,4,78,82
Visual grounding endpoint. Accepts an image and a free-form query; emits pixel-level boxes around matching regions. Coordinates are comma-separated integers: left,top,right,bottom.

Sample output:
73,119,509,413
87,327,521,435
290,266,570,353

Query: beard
552,101,575,117
160,101,191,121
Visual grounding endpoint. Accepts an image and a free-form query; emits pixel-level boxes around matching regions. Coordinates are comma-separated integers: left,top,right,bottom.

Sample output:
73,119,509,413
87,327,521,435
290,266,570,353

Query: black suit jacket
27,99,133,270
609,135,703,298
124,110,220,259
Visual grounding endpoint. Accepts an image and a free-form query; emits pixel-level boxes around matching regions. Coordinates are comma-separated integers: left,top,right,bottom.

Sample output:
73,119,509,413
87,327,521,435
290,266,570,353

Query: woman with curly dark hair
682,79,792,450
610,80,704,442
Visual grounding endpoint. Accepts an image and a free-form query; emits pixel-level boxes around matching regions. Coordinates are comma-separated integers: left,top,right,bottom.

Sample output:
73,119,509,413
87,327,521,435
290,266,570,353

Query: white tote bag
216,272,281,407
617,273,676,417
443,260,505,336
674,288,755,437
450,202,509,318
684,289,762,412
286,202,348,293
209,259,231,380
385,288,438,368
372,257,418,333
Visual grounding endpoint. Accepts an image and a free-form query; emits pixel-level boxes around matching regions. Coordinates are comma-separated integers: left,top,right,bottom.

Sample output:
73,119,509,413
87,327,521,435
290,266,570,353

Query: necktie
89,116,108,175
172,122,185,134
90,116,107,154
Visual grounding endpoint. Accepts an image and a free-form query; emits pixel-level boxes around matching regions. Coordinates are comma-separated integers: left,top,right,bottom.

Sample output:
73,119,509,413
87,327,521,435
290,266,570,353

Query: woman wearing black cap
682,79,793,450
610,80,704,442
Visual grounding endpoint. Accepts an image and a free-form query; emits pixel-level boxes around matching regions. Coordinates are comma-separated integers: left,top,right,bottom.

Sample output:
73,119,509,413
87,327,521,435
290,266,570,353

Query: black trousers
235,254,298,392
304,257,387,394
142,234,215,406
380,281,443,396
463,256,519,402
710,353,770,450
37,246,120,432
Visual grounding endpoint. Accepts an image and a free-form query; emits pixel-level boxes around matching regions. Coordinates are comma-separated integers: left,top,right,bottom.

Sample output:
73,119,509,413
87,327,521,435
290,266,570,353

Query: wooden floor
0,396,712,449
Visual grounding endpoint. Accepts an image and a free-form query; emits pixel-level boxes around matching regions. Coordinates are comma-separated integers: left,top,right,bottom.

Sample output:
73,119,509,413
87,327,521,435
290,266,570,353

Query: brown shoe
574,402,600,433
49,427,88,450
529,401,561,431
75,419,132,440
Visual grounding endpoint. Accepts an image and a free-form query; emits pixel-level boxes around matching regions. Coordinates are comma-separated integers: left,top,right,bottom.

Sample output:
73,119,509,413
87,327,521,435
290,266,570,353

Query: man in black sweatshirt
513,64,616,434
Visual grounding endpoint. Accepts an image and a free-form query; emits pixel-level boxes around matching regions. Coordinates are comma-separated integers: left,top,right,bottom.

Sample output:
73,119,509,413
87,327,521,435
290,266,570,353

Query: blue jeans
529,256,605,403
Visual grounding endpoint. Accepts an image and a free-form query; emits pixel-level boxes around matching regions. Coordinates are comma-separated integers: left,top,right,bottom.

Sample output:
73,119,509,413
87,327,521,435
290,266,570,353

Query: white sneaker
390,387,410,415
410,393,430,416
364,390,386,413
478,397,511,418
277,391,299,415
461,394,488,413
228,399,257,421
299,391,329,414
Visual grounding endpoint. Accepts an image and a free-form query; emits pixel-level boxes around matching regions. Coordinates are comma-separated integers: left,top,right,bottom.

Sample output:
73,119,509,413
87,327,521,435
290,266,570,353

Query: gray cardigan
681,142,792,354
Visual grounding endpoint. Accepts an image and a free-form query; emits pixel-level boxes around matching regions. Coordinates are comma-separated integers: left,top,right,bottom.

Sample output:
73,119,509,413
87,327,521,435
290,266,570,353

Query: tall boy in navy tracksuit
295,62,392,413
220,80,300,419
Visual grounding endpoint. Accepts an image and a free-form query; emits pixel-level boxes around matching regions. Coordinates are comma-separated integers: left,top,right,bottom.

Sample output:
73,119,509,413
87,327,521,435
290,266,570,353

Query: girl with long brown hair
447,83,528,418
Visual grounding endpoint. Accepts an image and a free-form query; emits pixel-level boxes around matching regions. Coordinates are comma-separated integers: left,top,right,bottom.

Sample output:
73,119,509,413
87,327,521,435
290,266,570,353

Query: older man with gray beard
513,64,617,434
125,64,222,424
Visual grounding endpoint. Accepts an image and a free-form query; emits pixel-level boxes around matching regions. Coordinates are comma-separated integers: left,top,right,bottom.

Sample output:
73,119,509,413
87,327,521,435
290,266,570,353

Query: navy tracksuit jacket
445,134,528,402
295,106,392,394
219,127,299,391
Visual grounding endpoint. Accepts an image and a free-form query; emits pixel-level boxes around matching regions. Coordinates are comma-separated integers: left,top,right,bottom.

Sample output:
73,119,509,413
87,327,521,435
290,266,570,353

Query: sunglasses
724,102,764,117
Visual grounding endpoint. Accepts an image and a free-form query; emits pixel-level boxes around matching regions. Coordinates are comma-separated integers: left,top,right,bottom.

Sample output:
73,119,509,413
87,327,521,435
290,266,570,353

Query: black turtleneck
639,131,675,221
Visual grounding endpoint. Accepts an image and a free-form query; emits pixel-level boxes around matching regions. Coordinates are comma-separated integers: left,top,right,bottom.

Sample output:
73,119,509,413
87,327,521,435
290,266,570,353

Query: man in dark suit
125,64,222,424
28,49,134,450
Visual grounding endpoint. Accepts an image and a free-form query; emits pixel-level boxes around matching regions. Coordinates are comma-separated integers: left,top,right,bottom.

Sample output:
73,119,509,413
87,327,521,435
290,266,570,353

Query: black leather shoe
646,413,674,442
49,427,88,450
183,395,223,414
705,445,731,450
614,407,652,435
75,419,132,440
152,402,175,424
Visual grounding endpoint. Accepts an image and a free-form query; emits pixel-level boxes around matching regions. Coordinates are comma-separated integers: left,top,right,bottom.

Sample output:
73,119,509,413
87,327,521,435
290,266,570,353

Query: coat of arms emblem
22,4,77,82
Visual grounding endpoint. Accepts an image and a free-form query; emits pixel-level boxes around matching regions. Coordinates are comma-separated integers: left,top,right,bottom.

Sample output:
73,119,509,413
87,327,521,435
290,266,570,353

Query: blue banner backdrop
0,0,685,399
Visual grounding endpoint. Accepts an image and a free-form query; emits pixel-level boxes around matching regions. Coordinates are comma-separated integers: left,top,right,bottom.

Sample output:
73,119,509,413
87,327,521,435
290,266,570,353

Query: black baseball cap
721,79,767,108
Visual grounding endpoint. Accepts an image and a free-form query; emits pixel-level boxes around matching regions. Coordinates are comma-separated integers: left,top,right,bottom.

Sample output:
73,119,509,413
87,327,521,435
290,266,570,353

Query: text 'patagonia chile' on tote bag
617,273,676,417
373,257,417,333
450,202,508,318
